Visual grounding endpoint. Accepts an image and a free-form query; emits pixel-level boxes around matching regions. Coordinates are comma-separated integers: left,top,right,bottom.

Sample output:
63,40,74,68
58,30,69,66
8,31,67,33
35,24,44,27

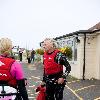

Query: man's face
43,40,53,52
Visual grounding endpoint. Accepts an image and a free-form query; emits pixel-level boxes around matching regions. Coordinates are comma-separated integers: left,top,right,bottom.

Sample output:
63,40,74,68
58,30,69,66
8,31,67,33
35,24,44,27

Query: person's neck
1,53,9,57
47,49,55,54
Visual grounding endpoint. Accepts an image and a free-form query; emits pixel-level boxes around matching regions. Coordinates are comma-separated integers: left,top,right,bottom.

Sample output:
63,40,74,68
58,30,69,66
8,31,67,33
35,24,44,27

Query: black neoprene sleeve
17,79,29,100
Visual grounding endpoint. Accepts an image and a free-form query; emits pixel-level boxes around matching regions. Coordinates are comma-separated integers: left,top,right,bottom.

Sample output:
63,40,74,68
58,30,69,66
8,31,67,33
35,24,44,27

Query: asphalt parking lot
64,78,100,100
22,61,100,100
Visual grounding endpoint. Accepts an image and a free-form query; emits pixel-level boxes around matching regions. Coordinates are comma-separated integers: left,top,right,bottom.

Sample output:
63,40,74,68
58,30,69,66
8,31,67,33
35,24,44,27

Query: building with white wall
40,22,100,80
54,22,100,80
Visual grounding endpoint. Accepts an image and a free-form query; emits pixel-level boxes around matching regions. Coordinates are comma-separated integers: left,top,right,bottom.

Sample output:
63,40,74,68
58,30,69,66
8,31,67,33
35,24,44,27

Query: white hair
43,38,58,49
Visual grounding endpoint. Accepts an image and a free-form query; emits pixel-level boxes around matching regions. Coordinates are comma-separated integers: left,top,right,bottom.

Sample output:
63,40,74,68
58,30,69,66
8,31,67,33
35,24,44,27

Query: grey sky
0,0,100,49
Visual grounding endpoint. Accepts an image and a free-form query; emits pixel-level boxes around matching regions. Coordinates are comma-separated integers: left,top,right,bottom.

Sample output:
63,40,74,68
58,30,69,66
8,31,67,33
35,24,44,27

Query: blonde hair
43,38,57,49
0,38,12,55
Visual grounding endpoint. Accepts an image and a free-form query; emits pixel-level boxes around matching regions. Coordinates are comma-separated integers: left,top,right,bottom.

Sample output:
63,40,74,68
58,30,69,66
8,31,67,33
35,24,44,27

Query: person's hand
57,78,64,84
41,81,45,85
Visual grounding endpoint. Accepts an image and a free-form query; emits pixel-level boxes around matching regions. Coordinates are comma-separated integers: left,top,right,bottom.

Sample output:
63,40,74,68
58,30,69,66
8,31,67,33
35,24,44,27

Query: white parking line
31,76,40,79
29,85,35,87
28,96,35,99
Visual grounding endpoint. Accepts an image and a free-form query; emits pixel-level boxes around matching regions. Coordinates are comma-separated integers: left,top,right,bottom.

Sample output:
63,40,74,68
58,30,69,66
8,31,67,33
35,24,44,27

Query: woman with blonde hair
0,38,29,100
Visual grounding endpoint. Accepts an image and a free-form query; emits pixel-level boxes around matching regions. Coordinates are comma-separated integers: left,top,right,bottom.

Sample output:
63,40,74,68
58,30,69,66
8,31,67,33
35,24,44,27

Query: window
68,38,77,61
56,37,77,61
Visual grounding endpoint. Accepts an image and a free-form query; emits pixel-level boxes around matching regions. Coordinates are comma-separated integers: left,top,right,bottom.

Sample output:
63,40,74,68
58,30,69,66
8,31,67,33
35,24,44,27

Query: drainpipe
83,33,86,80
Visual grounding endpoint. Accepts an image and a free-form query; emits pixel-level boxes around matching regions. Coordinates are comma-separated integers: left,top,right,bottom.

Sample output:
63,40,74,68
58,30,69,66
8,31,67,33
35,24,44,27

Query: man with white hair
42,38,71,100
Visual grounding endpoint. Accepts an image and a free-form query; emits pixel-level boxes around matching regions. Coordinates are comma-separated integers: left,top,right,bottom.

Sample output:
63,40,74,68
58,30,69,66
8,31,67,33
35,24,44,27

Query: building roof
88,22,100,30
54,22,100,40
40,22,100,44
54,30,93,40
